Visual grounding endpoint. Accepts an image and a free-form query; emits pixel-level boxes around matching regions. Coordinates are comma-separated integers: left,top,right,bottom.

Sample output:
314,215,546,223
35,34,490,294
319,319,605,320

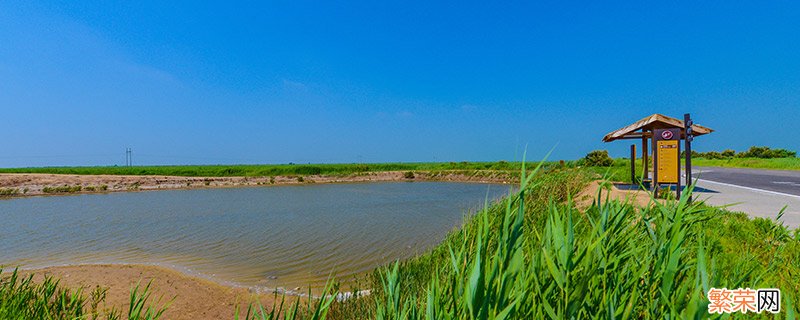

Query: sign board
655,128,681,184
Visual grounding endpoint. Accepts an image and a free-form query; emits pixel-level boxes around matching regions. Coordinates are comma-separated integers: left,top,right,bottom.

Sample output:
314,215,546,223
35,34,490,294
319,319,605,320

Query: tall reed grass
322,161,800,318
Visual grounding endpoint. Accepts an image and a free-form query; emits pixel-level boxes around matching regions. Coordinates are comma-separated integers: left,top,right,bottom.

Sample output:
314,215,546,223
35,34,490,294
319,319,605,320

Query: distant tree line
686,146,797,159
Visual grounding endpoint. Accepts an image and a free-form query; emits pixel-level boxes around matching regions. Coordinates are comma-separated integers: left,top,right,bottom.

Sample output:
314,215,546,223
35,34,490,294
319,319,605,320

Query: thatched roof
602,114,713,142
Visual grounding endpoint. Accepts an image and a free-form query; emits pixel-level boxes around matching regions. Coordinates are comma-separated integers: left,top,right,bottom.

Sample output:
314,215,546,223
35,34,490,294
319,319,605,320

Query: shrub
702,151,724,159
403,171,415,179
0,188,19,196
737,146,797,158
720,149,736,158
693,146,797,159
42,185,82,193
583,150,614,166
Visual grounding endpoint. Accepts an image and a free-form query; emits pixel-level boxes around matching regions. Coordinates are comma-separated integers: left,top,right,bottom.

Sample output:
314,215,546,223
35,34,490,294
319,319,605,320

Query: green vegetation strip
693,157,800,171
0,188,20,196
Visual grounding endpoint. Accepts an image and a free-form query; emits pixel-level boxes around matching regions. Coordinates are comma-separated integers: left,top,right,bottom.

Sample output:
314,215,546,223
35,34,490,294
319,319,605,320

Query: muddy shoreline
16,264,281,320
0,170,514,199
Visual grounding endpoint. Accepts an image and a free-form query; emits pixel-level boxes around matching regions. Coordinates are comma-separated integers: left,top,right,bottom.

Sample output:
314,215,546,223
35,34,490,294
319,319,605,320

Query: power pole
125,147,132,167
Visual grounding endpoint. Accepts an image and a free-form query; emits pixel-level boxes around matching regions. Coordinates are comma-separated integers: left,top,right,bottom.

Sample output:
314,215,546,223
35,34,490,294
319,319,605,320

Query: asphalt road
694,166,800,196
688,166,800,228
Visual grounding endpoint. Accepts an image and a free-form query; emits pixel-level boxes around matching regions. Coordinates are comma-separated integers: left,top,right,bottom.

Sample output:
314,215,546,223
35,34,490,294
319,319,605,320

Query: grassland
581,158,644,182
693,157,800,171
0,162,526,177
583,156,800,183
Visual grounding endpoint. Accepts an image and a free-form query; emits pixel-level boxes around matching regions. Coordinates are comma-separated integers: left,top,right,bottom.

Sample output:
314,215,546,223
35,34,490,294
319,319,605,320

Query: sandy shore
0,170,513,198
18,264,282,320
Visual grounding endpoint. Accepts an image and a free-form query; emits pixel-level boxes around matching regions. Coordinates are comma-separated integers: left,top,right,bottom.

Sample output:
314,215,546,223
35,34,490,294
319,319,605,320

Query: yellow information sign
657,140,679,183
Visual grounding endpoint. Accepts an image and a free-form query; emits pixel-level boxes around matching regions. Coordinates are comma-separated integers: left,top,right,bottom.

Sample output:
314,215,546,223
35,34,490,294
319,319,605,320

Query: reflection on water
0,182,508,290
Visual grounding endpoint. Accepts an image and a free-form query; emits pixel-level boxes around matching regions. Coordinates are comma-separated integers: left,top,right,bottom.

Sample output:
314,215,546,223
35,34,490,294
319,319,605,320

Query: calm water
0,182,507,290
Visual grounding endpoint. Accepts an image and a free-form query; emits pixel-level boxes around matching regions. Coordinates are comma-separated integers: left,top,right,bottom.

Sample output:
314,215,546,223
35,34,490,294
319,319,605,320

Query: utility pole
125,147,132,167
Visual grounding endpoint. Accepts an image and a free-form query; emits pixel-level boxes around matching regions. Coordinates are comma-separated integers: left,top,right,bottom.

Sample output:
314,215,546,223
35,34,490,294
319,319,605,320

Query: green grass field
581,158,644,183
693,157,800,171
583,156,800,183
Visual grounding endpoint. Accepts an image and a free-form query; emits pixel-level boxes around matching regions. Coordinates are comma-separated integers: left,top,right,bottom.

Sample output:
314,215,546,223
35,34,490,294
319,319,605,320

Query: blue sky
1,1,798,167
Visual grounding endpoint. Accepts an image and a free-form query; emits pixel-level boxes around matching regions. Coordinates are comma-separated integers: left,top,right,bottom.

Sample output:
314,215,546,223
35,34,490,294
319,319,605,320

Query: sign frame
652,128,682,199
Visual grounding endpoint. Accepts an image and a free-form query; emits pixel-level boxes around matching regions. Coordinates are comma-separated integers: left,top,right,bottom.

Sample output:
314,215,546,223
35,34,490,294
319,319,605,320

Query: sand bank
18,264,281,320
0,170,513,198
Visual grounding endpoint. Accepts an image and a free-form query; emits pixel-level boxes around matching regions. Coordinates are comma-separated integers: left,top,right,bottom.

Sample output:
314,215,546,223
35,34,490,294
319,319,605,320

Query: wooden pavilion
602,113,713,187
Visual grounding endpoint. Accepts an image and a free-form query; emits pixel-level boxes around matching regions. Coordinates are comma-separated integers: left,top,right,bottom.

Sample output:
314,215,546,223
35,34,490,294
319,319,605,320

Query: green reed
324,160,800,319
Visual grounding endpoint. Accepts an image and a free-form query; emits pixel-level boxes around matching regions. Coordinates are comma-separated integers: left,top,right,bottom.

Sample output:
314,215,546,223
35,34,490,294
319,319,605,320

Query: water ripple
0,182,505,289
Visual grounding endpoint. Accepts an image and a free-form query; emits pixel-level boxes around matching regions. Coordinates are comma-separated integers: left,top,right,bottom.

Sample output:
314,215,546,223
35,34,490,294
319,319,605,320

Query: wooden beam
613,132,653,140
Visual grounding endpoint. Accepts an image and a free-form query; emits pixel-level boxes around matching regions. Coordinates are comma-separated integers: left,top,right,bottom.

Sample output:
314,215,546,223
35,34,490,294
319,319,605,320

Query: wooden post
642,136,649,183
630,144,636,184
652,133,658,196
684,113,693,203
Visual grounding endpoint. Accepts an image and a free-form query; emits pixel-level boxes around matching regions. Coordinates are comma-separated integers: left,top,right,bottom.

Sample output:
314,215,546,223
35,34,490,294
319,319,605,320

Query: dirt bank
0,170,513,198
18,264,280,320
576,180,655,209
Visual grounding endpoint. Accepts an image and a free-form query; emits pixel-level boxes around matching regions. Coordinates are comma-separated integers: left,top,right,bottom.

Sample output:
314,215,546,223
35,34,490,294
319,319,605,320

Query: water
0,182,508,290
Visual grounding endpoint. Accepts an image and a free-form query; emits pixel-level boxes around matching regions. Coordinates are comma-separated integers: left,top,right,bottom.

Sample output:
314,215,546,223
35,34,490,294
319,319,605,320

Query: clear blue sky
1,1,798,167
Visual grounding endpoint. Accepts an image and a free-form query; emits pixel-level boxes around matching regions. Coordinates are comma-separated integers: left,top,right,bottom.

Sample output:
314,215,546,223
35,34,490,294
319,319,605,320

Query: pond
0,182,508,291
